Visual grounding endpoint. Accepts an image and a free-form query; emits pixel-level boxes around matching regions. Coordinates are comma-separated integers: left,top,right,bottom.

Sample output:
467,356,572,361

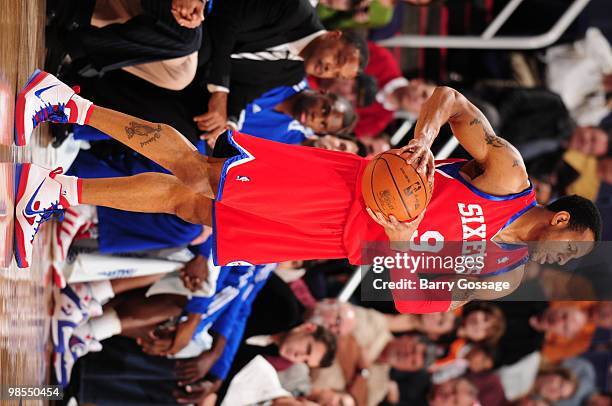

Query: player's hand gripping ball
361,145,434,222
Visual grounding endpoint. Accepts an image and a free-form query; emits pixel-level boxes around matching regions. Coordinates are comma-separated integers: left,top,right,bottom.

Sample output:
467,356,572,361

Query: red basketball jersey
346,159,537,267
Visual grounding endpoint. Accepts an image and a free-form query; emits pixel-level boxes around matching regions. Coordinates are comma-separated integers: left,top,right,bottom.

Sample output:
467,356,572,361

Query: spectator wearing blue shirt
202,79,357,148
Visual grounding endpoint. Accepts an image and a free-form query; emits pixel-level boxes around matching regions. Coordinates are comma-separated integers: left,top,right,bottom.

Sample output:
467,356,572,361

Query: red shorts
212,131,386,266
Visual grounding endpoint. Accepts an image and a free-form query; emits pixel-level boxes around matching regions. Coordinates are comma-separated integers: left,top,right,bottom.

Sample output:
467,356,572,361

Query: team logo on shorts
236,176,250,182
497,256,509,264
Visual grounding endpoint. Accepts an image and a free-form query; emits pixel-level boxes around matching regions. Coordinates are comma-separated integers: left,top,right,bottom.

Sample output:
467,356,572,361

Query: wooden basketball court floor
1,0,57,404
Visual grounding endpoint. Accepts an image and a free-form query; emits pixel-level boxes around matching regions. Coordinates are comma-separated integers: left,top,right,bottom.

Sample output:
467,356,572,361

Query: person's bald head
310,299,357,336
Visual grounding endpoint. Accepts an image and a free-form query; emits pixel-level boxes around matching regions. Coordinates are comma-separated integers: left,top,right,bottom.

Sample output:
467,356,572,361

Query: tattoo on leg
125,121,163,147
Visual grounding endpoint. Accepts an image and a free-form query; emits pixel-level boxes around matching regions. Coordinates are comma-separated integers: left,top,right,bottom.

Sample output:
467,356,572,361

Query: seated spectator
203,79,357,148
430,303,506,382
465,346,507,405
458,303,507,346
530,303,593,340
428,377,480,406
358,134,391,157
251,323,337,370
383,311,459,342
215,322,337,403
530,367,578,404
315,73,378,107
345,42,435,138
303,134,368,156
306,299,357,337
566,126,610,159
530,302,612,364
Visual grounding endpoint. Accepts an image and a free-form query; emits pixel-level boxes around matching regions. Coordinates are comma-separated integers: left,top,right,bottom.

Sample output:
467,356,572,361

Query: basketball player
15,70,602,312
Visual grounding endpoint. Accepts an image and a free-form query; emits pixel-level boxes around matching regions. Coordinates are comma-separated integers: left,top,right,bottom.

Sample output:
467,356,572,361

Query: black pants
243,272,305,338
60,0,202,75
66,336,179,405
72,69,203,145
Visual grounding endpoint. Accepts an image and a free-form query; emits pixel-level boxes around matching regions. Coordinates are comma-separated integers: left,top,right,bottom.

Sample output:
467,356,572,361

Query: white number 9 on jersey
409,230,444,253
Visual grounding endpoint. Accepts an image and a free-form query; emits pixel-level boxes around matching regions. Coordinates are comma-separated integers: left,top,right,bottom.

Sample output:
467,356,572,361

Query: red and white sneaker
52,283,103,353
14,69,93,146
54,322,102,387
53,205,96,262
14,163,68,268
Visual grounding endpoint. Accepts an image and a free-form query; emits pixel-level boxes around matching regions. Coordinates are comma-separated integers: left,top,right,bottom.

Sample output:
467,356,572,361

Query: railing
378,0,591,49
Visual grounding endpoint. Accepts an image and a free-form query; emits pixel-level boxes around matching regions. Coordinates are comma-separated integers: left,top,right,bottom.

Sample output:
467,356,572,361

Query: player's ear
551,211,571,227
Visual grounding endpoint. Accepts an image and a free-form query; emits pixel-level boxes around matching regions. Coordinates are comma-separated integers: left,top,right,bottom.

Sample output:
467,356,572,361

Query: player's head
302,30,368,79
317,74,378,107
531,195,602,265
278,322,337,367
380,334,427,371
533,367,578,403
428,378,479,406
458,302,506,345
293,90,357,135
309,299,357,336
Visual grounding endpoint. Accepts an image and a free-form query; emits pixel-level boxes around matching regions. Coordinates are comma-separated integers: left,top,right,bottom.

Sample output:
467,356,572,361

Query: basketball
361,152,432,222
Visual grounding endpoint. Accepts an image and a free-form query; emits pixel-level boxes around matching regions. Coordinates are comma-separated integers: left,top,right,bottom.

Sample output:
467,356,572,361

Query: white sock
89,280,115,305
89,308,122,341
53,173,81,207
68,94,94,126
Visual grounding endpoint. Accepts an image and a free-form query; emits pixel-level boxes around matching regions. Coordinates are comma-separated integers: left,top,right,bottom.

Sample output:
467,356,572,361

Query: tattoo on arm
469,115,506,148
125,121,163,147
512,159,520,167
484,131,506,148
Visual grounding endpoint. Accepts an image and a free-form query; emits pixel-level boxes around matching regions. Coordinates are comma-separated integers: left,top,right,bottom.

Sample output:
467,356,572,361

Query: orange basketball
361,152,432,222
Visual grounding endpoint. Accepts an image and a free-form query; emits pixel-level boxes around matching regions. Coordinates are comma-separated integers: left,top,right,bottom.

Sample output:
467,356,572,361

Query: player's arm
404,86,529,194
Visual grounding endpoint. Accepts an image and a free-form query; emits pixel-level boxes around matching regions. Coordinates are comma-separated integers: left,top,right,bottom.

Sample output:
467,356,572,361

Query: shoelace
30,167,66,241
32,102,68,127
31,85,80,128
31,200,65,241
